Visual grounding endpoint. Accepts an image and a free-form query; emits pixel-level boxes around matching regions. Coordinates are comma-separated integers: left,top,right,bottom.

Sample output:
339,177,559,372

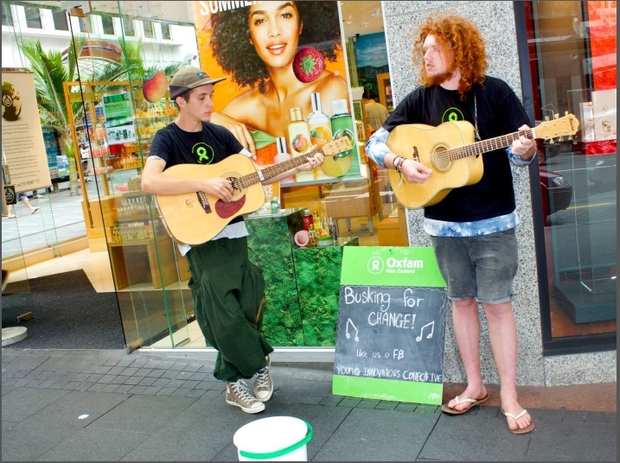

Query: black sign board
332,247,449,404
335,285,448,382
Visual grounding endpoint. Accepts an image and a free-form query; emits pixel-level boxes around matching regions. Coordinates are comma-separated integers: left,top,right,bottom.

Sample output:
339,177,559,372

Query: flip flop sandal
501,408,536,435
441,393,489,415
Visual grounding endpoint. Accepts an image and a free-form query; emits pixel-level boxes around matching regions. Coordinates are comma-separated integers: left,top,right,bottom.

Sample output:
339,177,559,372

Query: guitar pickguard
215,195,246,218
215,175,246,218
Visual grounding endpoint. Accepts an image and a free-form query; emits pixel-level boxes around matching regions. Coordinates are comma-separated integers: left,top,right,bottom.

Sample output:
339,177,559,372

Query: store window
521,1,617,354
2,3,13,27
101,14,114,35
143,20,154,39
121,16,135,36
24,5,41,29
52,9,68,31
160,22,171,40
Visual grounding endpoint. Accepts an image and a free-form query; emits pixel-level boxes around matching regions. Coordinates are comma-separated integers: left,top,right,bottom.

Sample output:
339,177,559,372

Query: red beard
426,71,455,87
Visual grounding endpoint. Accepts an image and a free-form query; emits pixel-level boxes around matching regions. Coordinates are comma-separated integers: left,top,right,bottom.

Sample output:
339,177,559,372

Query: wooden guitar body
155,156,265,246
387,121,483,208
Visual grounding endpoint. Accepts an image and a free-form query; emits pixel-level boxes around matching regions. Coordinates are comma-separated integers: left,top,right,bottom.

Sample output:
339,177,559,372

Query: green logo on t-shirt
193,142,215,164
442,107,464,123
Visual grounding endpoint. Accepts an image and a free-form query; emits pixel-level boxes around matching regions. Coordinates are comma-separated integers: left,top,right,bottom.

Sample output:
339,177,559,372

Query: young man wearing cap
141,66,324,414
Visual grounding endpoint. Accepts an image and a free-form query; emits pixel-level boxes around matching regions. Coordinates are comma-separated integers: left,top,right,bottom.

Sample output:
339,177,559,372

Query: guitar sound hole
433,147,451,171
227,176,245,201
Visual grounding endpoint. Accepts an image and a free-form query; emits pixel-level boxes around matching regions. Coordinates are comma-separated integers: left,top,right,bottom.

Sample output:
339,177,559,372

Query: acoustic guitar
155,137,352,246
386,113,579,209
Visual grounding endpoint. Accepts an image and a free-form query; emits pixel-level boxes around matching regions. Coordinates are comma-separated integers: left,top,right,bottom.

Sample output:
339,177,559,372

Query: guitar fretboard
233,137,350,189
449,129,534,161
235,148,320,189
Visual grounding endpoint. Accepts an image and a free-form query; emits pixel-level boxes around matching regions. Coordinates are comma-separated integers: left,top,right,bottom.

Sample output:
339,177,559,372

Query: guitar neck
449,128,534,161
236,146,323,188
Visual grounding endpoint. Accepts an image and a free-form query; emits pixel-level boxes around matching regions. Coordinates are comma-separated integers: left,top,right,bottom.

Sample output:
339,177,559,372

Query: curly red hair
413,15,487,97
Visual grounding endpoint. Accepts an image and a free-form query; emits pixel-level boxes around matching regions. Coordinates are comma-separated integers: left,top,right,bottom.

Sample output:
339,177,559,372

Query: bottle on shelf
302,209,314,231
274,137,295,184
307,92,332,180
329,217,338,245
288,107,314,182
308,230,318,248
330,99,361,178
270,196,279,214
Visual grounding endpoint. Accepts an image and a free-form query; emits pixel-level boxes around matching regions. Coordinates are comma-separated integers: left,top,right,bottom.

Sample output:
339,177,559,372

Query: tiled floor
442,381,617,413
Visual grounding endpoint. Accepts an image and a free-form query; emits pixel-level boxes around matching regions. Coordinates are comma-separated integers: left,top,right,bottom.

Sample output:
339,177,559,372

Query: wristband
393,156,406,173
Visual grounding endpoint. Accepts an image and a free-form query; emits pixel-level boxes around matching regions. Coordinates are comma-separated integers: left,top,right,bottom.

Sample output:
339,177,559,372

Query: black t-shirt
149,121,244,168
384,76,532,222
149,121,245,224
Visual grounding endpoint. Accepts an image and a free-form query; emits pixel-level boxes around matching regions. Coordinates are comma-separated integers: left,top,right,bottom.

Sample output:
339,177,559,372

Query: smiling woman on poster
208,1,349,154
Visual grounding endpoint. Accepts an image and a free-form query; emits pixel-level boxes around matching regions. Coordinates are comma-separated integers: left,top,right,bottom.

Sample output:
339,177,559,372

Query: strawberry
293,47,324,83
142,70,168,103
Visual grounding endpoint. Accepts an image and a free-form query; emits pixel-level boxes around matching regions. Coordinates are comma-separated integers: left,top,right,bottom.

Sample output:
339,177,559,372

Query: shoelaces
231,379,255,402
255,367,269,387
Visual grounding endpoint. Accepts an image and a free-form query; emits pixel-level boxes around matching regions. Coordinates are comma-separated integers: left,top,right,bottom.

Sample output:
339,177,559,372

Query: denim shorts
430,228,518,304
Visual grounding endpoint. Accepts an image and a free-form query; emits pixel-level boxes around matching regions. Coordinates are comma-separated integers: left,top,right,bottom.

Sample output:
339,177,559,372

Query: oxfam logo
367,256,385,274
441,107,465,123
193,142,215,164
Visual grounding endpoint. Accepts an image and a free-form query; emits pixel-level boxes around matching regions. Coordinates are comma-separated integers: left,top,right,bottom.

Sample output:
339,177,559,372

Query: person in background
362,88,390,135
140,65,323,414
365,14,537,435
207,0,349,153
5,192,40,218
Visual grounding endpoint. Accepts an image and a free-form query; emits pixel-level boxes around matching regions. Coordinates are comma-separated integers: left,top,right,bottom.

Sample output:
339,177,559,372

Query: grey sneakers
225,356,273,414
225,379,265,414
254,355,274,402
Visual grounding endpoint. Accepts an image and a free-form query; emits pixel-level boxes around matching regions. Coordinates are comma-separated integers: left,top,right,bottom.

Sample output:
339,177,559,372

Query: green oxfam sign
333,246,449,405
340,246,446,288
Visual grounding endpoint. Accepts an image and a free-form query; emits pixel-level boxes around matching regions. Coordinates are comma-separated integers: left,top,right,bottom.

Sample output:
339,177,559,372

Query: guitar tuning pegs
544,116,550,121
554,114,559,119
548,138,555,144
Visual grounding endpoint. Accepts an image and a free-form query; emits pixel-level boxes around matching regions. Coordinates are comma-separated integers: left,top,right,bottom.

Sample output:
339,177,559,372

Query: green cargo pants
186,236,273,382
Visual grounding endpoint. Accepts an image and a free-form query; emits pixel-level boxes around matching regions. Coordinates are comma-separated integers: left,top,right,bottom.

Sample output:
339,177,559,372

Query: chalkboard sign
333,247,449,404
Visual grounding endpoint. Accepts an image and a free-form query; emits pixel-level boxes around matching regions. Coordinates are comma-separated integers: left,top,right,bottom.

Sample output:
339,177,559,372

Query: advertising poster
1,69,52,192
193,1,362,185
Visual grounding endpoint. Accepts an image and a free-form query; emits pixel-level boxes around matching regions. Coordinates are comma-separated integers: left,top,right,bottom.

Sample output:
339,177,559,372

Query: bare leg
482,301,533,432
445,297,488,411
20,196,39,214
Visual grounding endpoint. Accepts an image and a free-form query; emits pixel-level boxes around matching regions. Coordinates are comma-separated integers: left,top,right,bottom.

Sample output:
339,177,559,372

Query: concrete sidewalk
1,348,616,461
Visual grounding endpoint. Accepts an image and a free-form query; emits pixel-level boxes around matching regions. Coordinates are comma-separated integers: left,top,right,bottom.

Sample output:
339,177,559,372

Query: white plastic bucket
233,416,313,461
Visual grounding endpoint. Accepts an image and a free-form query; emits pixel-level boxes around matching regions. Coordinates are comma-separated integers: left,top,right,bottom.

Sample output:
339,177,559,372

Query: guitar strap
473,94,482,142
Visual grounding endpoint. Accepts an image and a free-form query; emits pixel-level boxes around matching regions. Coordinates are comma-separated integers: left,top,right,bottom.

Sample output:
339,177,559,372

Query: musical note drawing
415,321,434,342
345,318,360,342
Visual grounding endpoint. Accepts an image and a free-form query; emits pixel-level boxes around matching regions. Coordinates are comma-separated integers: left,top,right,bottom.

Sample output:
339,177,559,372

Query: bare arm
141,158,234,202
210,112,256,156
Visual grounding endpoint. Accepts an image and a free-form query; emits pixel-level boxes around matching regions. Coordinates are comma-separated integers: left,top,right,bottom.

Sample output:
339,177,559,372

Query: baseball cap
169,66,226,99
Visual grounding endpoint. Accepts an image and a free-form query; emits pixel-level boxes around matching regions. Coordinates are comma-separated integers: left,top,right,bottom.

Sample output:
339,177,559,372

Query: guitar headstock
533,112,580,142
322,136,353,156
